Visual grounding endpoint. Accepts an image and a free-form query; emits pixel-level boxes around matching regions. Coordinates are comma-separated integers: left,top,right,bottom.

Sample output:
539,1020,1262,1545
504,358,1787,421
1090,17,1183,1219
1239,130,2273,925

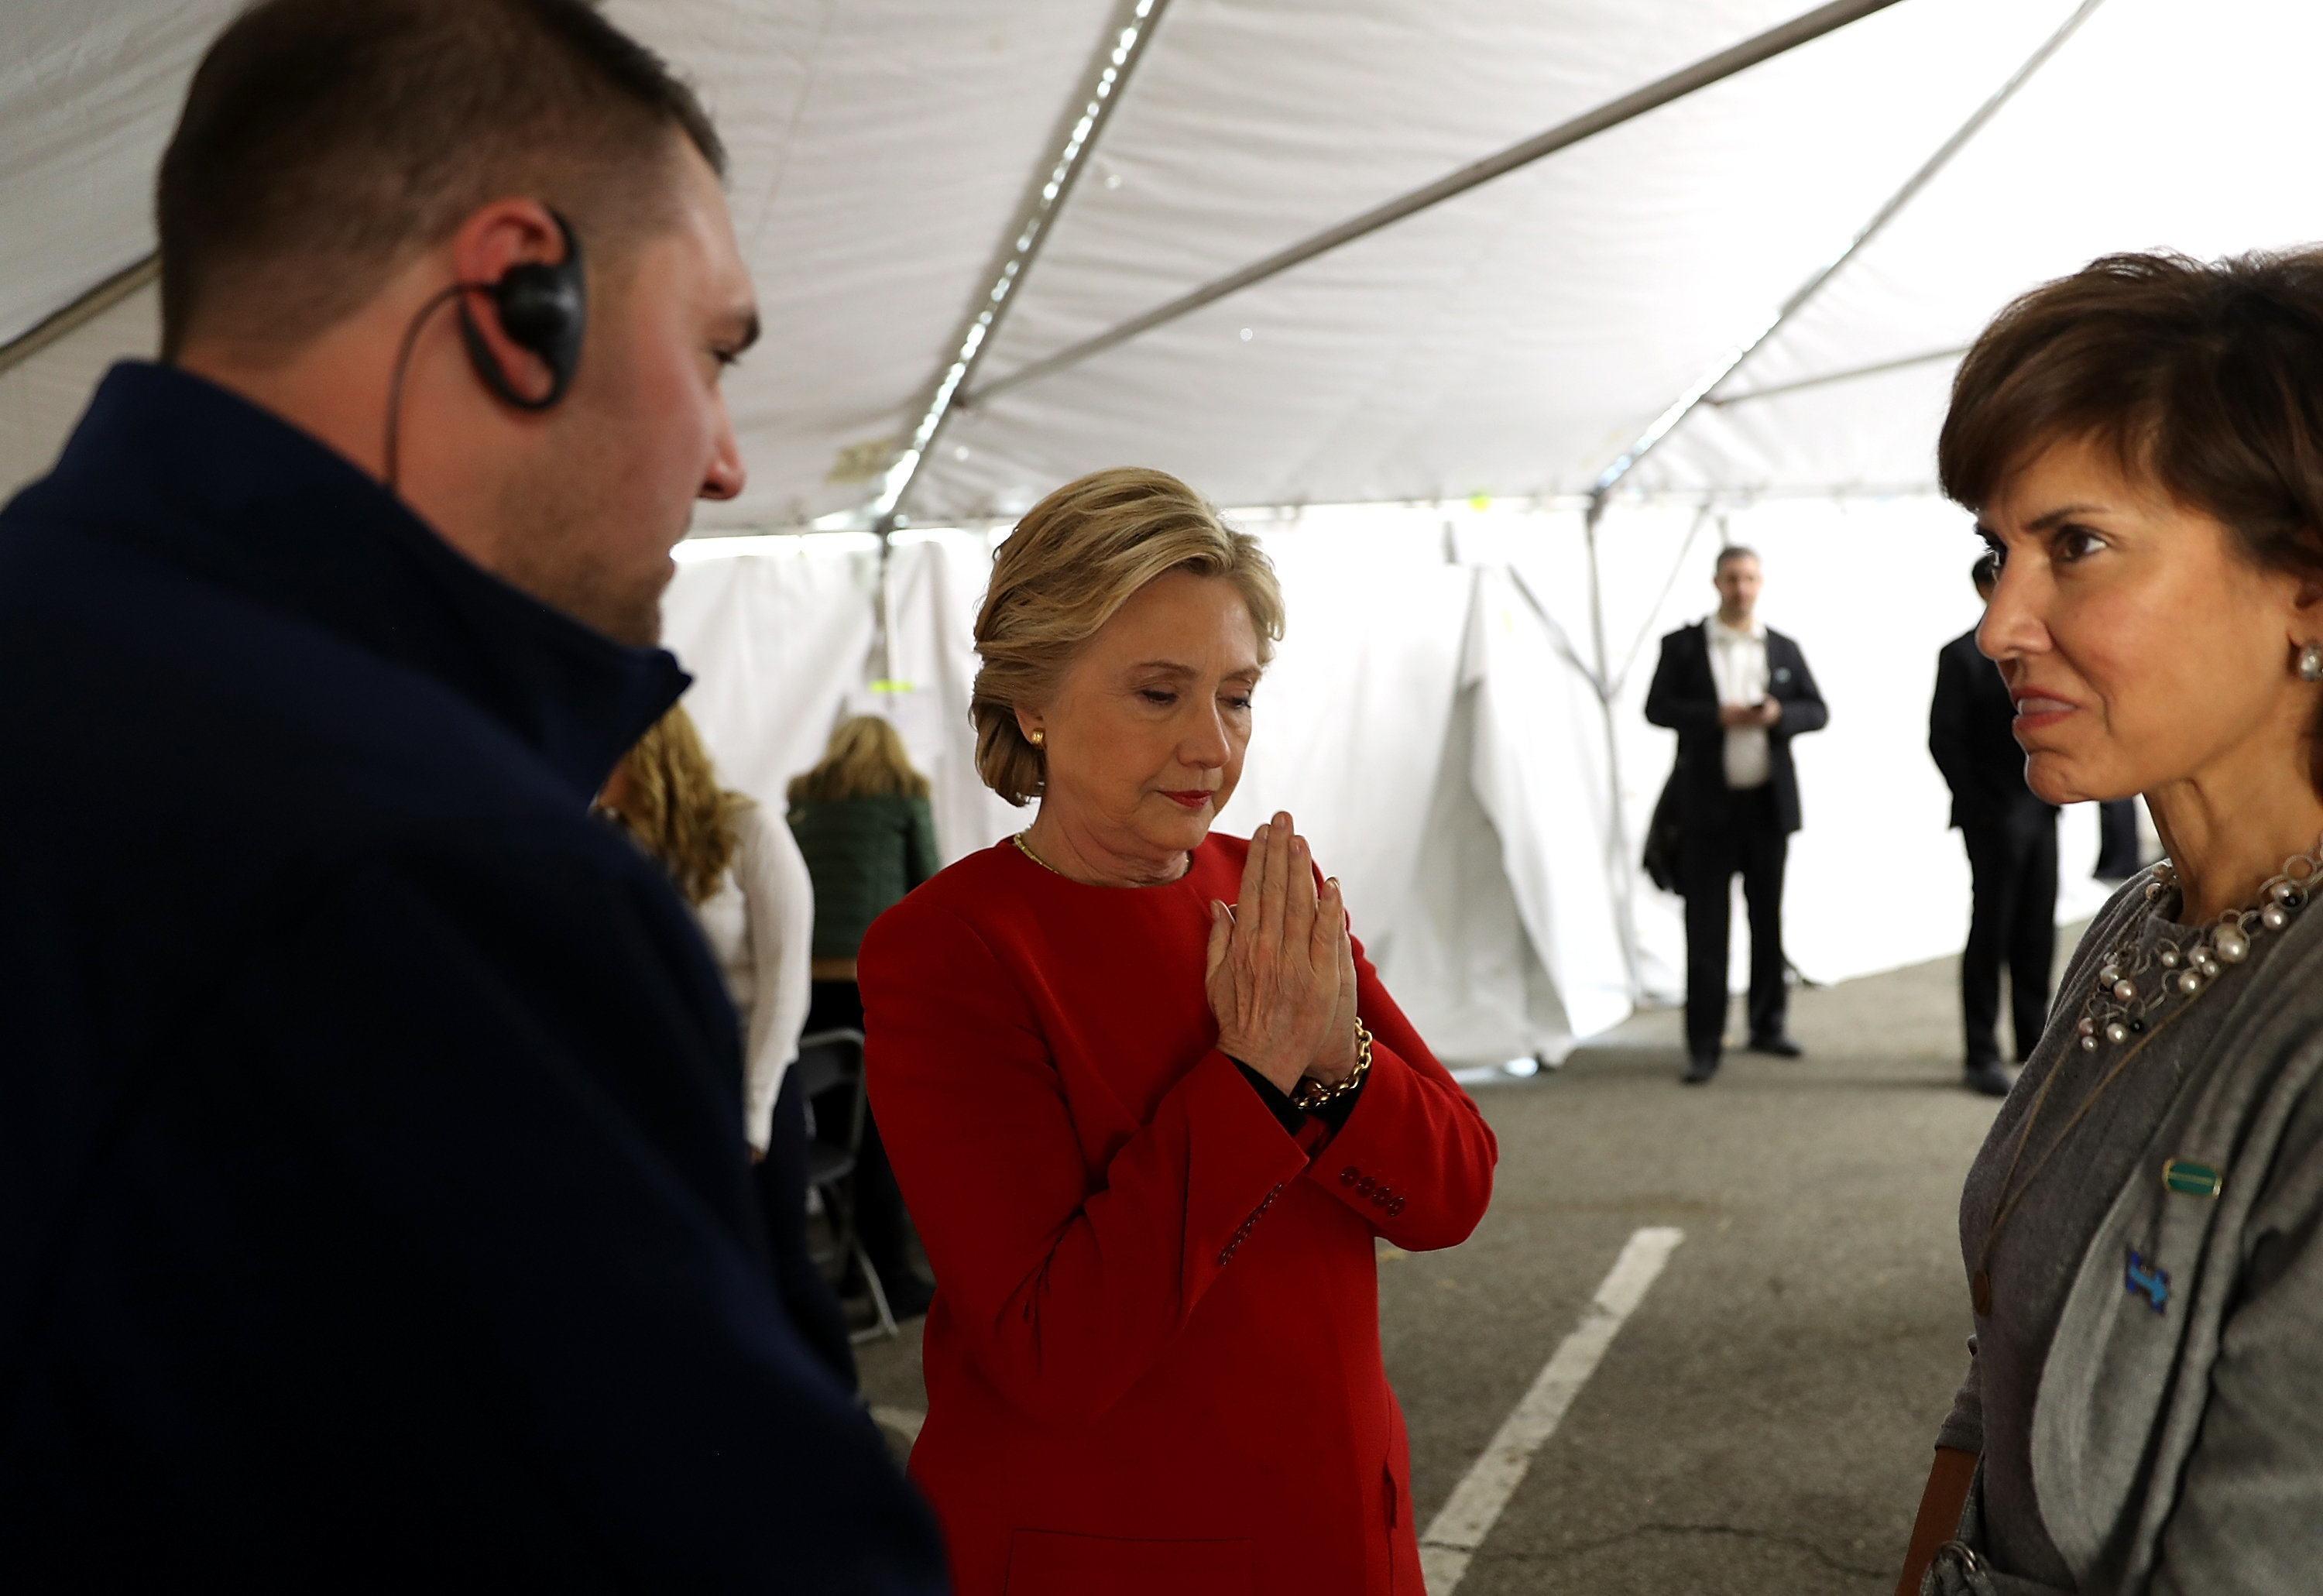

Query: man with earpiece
0,2,945,1590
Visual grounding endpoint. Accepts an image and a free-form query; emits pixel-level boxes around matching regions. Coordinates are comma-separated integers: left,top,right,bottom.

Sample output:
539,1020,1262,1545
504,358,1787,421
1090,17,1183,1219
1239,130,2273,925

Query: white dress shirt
691,804,815,1153
1705,614,1772,791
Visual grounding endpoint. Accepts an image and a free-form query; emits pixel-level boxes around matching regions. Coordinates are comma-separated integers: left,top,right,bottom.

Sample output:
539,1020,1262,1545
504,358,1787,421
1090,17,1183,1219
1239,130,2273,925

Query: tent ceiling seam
1705,344,1972,408
1587,0,2111,506
956,0,1911,410
869,0,1169,530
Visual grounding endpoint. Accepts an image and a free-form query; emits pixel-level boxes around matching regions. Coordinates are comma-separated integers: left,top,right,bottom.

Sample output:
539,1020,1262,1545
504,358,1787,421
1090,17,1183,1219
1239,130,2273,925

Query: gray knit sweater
1930,866,2323,1594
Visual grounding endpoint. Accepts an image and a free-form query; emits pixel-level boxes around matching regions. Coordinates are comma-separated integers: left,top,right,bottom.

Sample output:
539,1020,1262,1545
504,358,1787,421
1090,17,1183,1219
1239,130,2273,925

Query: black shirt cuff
1232,1059,1368,1135
1233,1060,1308,1137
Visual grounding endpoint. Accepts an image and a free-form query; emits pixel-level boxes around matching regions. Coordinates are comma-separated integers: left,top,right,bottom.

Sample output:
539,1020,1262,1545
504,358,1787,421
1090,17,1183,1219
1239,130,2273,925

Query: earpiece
458,209,587,410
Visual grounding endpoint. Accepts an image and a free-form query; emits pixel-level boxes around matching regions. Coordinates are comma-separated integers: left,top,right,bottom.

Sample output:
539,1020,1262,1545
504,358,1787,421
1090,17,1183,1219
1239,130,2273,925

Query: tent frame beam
959,0,1910,410
1586,0,2110,504
1705,344,1970,408
873,0,1168,528
0,253,158,379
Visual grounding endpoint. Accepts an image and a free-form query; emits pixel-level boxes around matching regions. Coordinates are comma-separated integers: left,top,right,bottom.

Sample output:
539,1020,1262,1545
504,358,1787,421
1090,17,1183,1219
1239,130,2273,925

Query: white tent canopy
4,0,2306,1060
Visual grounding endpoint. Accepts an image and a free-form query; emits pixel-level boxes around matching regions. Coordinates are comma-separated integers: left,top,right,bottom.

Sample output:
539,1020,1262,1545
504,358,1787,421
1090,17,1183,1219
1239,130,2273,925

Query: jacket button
1340,1165,1360,1186
1372,1186,1393,1208
1357,1176,1376,1196
1388,1196,1406,1217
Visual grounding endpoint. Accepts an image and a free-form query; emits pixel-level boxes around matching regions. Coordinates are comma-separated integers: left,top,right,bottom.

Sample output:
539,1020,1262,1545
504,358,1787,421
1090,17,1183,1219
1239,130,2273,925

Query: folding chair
791,1028,897,1343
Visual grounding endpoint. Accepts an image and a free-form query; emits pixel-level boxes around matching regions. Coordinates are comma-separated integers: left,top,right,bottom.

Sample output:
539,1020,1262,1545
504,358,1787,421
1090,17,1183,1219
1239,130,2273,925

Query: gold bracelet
1292,1020,1373,1112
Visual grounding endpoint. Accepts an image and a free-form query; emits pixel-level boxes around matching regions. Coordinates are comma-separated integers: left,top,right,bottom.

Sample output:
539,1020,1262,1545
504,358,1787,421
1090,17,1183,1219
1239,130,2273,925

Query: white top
691,804,815,1153
1705,614,1771,791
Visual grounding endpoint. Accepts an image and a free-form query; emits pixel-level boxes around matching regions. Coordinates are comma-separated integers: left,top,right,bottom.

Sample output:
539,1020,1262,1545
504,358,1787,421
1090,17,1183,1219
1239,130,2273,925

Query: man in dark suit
1930,556,2058,1097
1646,547,1829,1083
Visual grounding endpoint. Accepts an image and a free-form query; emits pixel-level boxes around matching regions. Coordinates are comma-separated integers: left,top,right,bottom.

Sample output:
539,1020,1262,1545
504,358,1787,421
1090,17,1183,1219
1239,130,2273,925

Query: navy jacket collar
30,362,686,801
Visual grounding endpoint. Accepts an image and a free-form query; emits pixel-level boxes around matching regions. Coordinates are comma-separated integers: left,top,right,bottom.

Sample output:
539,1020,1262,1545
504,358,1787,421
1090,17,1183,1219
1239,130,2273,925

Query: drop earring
2301,644,2323,683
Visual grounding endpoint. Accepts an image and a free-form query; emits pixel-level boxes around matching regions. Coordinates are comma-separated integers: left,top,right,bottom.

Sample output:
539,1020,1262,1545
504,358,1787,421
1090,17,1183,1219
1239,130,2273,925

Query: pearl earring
2302,645,2323,683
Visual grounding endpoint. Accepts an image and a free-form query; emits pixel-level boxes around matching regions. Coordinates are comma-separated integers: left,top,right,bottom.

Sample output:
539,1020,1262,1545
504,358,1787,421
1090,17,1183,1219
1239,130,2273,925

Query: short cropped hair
158,0,723,358
971,469,1285,808
1714,545,1759,572
1942,249,2323,795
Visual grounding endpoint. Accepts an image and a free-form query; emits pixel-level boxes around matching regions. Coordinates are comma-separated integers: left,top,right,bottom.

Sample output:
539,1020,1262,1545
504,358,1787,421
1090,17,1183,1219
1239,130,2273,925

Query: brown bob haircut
1942,249,2323,547
158,0,722,359
1940,247,2323,793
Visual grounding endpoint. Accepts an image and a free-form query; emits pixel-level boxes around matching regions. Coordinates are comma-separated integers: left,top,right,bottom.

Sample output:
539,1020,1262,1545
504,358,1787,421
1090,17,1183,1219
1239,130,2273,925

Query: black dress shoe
1747,1034,1804,1058
1681,1054,1720,1085
1963,1061,2014,1098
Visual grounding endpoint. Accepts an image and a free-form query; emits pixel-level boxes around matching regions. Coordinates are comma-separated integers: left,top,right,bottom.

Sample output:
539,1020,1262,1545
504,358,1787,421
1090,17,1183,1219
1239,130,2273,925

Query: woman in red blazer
861,468,1498,1596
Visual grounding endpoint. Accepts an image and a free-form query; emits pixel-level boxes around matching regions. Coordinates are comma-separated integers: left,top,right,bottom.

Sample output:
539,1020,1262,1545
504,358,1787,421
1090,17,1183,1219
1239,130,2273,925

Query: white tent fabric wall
0,0,2211,1066
871,532,1028,867
653,494,2110,1068
1455,493,2115,1003
659,537,881,815
0,1,238,348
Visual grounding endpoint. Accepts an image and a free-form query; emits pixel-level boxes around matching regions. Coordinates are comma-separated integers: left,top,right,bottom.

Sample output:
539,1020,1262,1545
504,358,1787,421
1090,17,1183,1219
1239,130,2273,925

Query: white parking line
1419,1227,1686,1595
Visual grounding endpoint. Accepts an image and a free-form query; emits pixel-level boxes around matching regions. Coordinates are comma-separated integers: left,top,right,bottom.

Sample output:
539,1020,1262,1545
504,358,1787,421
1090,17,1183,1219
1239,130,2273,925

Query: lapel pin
2162,1158,2222,1200
2126,1248,2170,1314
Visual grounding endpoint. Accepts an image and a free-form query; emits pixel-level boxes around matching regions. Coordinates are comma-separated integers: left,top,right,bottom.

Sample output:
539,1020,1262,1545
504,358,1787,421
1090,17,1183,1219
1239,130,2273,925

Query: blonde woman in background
788,716,941,1320
602,705,852,1384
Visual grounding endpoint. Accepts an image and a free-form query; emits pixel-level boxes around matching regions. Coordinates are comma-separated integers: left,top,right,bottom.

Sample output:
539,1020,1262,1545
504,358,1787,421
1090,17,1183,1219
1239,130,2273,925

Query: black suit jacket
0,365,945,1591
1930,625,2054,829
1645,620,1828,836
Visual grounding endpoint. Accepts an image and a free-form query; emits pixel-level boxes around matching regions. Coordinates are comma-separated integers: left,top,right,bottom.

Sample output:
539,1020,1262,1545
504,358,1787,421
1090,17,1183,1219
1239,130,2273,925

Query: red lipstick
1162,790,1213,810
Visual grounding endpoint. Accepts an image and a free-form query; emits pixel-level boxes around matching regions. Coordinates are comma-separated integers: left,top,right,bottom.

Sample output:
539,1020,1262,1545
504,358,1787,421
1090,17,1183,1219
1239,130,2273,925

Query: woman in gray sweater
1897,251,2323,1594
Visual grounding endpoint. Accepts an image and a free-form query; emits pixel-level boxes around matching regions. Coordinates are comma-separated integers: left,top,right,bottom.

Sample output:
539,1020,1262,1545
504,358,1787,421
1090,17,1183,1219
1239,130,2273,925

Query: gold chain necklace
1011,832,1067,877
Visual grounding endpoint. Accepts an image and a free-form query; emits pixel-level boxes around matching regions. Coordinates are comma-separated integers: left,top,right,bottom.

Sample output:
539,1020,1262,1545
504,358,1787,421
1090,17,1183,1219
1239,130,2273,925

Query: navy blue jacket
1643,620,1828,836
0,364,945,1591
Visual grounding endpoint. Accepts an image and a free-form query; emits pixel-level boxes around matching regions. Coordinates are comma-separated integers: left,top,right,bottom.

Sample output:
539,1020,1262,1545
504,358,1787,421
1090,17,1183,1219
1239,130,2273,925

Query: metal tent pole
1584,496,1645,1001
0,253,159,378
1587,0,2109,503
959,0,1909,409
870,0,1170,527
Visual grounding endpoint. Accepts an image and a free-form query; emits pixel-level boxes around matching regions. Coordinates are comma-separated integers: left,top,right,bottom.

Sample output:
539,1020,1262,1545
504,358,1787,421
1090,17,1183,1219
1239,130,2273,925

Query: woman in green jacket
789,716,941,1319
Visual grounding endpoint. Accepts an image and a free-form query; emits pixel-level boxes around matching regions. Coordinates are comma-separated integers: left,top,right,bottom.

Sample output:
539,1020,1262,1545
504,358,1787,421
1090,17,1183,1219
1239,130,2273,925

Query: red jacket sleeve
862,905,1312,1428
1309,933,1498,1251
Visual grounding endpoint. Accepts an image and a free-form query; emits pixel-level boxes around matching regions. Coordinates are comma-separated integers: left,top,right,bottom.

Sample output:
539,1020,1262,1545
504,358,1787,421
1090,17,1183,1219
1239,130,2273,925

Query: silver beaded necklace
2074,836,2323,1054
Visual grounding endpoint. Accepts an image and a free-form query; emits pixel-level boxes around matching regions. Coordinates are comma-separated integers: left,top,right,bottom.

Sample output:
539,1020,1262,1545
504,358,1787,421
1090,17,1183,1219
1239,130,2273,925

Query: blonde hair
607,704,752,904
787,715,932,804
970,467,1285,807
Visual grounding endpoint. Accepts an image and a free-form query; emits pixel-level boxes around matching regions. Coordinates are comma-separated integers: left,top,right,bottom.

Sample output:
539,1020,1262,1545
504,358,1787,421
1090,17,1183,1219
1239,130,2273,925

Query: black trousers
1678,785,1789,1060
2095,797,2141,880
753,1066,857,1391
1961,812,2058,1067
804,980,921,1289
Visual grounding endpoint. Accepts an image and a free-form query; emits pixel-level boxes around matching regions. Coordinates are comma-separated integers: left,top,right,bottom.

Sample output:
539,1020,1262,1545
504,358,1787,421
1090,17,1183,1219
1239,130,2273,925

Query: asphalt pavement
856,942,2047,1594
